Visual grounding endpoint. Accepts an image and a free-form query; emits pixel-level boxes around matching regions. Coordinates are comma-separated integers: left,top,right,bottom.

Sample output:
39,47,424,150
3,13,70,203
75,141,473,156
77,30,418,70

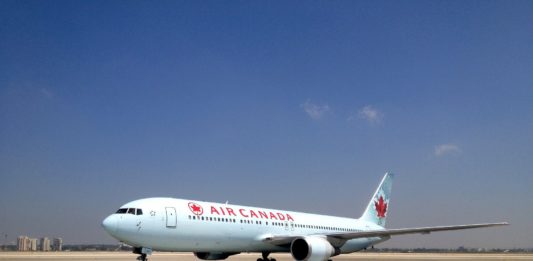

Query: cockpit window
116,208,143,215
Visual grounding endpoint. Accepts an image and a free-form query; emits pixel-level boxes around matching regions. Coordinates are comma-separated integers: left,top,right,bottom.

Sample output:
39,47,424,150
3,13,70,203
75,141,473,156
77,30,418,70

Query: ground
0,252,532,261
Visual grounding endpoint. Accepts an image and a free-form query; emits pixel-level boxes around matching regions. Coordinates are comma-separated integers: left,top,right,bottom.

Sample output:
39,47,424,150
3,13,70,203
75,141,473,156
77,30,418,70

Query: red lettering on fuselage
250,210,259,218
258,211,268,219
286,213,294,221
206,205,295,221
239,209,249,217
226,207,236,216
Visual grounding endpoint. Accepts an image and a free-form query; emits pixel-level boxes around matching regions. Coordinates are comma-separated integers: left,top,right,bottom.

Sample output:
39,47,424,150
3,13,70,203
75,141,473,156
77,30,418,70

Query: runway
0,252,531,261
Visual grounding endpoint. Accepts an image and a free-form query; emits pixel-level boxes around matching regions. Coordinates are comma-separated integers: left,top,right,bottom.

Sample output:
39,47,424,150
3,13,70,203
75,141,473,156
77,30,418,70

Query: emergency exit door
165,207,177,227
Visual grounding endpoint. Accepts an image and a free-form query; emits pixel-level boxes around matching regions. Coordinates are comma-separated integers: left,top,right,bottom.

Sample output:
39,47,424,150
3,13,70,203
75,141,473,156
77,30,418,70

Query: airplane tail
360,173,394,227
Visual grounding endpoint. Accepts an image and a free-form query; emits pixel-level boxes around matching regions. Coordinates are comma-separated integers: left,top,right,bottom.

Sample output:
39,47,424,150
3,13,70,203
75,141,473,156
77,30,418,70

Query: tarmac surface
0,252,532,261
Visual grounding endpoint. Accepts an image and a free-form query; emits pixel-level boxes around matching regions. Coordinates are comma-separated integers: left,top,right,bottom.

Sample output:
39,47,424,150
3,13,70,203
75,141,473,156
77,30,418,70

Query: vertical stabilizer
360,173,394,227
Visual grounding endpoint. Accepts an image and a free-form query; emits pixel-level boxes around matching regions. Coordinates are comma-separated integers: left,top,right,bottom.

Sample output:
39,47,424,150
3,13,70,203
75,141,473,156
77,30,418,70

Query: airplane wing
262,222,508,246
328,222,509,239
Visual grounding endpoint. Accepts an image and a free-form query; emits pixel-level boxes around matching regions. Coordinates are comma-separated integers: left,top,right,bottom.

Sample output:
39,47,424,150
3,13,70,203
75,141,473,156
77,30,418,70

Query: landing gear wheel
259,252,275,261
136,253,148,261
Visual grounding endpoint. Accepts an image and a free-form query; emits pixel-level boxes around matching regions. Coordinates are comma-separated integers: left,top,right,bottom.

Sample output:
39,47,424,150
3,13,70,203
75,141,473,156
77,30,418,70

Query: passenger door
165,207,177,228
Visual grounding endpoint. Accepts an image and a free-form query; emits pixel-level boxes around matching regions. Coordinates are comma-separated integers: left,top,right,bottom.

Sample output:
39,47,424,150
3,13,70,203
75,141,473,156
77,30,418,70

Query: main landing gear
257,252,276,261
136,253,147,261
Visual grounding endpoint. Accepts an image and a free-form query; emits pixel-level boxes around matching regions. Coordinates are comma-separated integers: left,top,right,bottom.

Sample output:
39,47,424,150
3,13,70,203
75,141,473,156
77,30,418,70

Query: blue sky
1,1,532,248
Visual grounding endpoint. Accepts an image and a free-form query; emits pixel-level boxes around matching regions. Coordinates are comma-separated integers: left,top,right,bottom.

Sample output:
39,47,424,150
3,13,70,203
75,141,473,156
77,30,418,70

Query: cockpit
116,208,143,215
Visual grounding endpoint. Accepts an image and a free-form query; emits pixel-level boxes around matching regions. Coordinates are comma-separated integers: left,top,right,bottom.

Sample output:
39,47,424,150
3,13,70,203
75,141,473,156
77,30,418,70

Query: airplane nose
102,215,117,234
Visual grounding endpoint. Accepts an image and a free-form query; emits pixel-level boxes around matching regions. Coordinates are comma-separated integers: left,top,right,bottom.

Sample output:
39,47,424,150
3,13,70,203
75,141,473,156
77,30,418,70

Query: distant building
52,238,62,251
17,235,61,251
29,238,37,251
17,236,28,251
16,236,37,251
40,237,51,251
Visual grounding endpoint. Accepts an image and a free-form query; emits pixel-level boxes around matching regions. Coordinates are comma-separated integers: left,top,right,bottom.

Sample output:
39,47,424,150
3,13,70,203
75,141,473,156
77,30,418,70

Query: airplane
102,173,508,261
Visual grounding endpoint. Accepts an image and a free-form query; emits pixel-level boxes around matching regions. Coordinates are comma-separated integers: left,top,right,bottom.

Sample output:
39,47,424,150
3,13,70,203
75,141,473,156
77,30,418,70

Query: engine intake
290,236,339,261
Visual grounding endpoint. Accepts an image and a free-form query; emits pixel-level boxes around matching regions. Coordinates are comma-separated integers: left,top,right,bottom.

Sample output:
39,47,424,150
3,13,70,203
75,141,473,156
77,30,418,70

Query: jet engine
290,236,340,261
194,252,238,260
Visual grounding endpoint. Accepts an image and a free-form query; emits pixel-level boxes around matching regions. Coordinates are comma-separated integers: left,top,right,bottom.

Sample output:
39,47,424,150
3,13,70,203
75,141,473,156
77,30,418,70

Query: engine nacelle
290,236,340,261
194,252,237,260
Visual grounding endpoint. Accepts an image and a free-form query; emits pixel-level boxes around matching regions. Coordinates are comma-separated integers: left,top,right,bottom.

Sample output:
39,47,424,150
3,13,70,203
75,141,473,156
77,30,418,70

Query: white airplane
102,173,507,261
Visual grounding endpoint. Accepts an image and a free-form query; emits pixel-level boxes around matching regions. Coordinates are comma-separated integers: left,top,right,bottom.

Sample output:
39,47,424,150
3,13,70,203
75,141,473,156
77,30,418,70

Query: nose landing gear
257,252,276,261
133,247,152,261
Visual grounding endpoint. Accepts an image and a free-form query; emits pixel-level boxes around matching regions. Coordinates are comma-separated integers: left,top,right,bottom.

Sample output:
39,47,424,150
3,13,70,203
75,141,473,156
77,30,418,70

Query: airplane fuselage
103,197,386,253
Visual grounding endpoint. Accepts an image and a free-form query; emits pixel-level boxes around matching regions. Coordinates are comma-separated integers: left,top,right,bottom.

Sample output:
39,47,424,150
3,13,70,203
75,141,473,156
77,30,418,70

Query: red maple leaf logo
188,202,203,215
374,196,387,218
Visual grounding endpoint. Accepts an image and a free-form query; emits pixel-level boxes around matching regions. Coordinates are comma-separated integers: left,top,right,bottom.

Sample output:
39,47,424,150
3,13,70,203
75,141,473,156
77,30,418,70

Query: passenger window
127,208,135,215
136,209,143,215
